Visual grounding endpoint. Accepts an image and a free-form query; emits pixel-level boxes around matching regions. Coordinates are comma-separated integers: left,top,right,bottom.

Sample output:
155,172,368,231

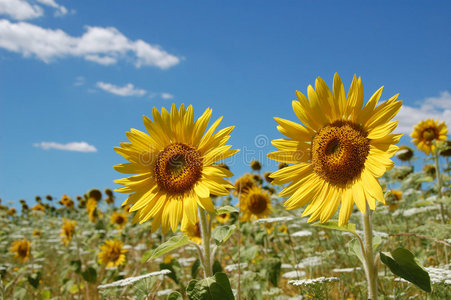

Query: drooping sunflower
234,173,258,196
60,218,77,246
114,104,238,233
411,119,448,155
240,186,272,222
10,238,31,263
268,74,402,226
387,190,402,211
97,240,127,268
110,211,128,229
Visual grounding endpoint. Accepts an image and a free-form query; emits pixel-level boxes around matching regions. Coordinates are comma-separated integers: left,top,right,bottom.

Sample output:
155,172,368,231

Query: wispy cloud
97,82,147,97
0,0,69,20
33,141,97,152
395,91,451,134
73,76,85,86
0,19,181,69
0,0,43,20
36,0,68,17
161,92,174,99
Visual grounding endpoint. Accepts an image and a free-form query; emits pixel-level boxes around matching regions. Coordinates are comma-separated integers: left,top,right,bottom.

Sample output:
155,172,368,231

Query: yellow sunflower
60,218,77,246
234,173,258,196
181,221,203,244
387,190,402,211
216,213,230,224
114,104,238,233
86,197,101,222
10,238,31,263
240,186,272,222
411,119,448,155
110,211,128,229
268,74,402,226
32,203,45,212
98,240,127,268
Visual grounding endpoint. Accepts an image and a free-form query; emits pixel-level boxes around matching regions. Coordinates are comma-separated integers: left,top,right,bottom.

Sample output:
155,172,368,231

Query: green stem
433,148,447,224
199,207,212,277
362,207,377,300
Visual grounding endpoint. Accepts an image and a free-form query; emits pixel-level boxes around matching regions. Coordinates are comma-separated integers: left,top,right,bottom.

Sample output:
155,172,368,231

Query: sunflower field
1,75,450,300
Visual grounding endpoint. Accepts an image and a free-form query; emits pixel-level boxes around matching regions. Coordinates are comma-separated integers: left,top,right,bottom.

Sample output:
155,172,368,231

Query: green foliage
264,257,281,287
212,260,222,275
215,205,238,215
186,272,234,300
27,272,41,289
380,248,431,292
191,258,202,279
81,267,97,283
167,291,183,300
146,235,190,261
212,225,236,245
160,259,182,285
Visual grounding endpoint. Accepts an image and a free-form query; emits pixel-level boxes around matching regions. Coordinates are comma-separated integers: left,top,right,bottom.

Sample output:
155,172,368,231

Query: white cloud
0,0,43,20
161,92,174,99
73,76,85,86
97,82,147,97
0,19,181,69
33,141,97,152
395,91,451,134
36,0,68,17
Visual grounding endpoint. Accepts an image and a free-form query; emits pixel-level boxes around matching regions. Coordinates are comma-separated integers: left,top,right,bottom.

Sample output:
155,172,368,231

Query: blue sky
1,0,450,208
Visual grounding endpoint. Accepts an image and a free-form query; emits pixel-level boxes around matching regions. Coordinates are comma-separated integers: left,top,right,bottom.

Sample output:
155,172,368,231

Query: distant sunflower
268,74,402,226
86,198,100,222
32,203,45,212
60,218,77,246
110,211,128,229
10,238,31,263
234,173,257,196
114,104,238,233
411,119,447,155
216,213,230,224
387,190,402,211
98,240,127,268
181,221,203,244
240,186,272,222
8,207,16,216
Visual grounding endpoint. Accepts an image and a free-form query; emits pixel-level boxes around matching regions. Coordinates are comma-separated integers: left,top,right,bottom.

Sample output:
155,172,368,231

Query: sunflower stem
199,207,213,277
433,146,447,224
362,206,377,300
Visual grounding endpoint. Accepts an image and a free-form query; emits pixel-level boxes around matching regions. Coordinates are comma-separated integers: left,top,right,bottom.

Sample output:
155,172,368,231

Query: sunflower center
248,193,268,214
312,120,370,185
18,244,28,257
422,128,436,142
109,246,122,262
115,216,125,224
155,143,203,194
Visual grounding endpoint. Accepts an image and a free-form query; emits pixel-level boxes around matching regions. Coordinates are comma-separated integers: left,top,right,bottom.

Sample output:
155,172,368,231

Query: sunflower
216,213,230,224
60,195,74,209
411,119,447,155
110,211,128,229
60,218,77,246
32,203,45,212
114,104,238,233
240,186,272,222
86,197,101,222
268,74,402,226
234,173,258,196
32,229,42,238
181,221,203,244
8,207,16,216
387,190,402,211
98,240,127,268
10,238,31,263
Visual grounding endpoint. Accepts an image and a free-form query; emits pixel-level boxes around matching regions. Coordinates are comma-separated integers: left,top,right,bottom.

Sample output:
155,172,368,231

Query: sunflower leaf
167,291,183,300
212,225,236,245
146,235,190,262
380,248,431,292
312,221,357,235
215,206,238,215
186,272,234,300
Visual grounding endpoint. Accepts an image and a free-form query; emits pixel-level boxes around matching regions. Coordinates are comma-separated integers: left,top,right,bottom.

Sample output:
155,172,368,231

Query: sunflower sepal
215,205,238,215
145,235,190,262
212,225,236,245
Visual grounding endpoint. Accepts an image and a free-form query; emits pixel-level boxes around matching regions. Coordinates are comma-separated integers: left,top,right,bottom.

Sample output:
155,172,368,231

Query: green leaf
380,248,431,292
27,272,41,289
212,260,223,275
141,249,153,263
216,205,238,215
212,225,236,245
160,260,181,285
70,259,82,274
191,258,201,279
147,235,190,262
265,257,282,287
167,291,183,300
186,272,234,300
40,289,51,300
81,267,97,283
348,236,383,265
313,221,357,236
